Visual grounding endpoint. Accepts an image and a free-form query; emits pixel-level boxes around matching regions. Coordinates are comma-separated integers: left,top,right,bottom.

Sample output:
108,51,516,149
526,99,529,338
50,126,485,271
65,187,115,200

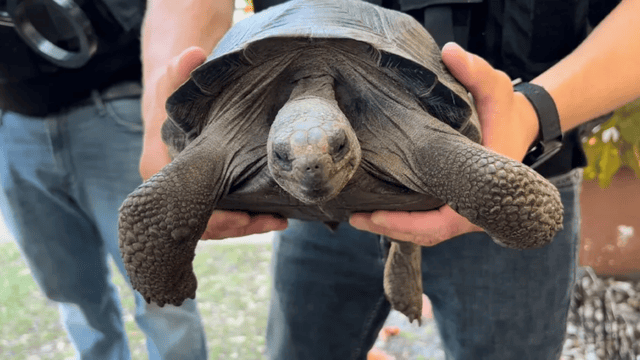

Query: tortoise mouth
281,169,345,204
298,187,335,204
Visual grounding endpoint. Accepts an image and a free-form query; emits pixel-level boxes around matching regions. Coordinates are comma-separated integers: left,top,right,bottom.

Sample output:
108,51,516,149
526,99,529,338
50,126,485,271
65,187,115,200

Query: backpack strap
398,0,482,48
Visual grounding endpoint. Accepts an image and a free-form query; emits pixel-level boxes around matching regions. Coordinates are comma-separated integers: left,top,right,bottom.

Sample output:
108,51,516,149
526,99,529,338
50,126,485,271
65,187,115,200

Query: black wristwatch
513,81,563,169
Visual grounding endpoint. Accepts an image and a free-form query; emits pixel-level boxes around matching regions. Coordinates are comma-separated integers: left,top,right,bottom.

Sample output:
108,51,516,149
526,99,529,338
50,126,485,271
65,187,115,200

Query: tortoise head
268,95,361,204
267,76,362,205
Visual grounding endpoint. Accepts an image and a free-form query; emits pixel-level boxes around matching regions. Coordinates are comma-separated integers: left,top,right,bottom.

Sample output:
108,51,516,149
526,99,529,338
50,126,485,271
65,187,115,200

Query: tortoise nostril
301,159,325,173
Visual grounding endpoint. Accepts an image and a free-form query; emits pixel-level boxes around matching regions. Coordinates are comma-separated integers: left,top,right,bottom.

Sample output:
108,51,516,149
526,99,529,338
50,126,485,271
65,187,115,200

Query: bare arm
140,0,234,180
142,0,234,90
534,0,640,133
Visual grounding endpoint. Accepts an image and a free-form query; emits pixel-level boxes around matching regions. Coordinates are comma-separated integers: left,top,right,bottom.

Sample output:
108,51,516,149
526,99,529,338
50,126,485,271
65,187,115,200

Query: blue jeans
0,85,207,360
266,169,581,359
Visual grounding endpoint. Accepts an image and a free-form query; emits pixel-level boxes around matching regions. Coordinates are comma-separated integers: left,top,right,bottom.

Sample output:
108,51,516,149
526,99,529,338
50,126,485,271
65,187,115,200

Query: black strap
514,82,564,169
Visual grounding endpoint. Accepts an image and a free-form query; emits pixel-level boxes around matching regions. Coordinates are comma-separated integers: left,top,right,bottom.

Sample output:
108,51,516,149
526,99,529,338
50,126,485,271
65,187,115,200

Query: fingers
350,206,483,246
440,42,474,86
167,46,207,90
201,211,288,240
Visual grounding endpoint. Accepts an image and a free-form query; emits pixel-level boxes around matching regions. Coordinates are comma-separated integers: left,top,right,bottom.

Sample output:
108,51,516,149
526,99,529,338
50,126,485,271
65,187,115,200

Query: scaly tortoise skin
118,0,563,324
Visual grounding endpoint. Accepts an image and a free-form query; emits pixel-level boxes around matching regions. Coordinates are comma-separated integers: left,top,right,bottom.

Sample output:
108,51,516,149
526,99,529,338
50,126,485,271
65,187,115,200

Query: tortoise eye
330,129,349,162
275,150,288,162
273,143,292,171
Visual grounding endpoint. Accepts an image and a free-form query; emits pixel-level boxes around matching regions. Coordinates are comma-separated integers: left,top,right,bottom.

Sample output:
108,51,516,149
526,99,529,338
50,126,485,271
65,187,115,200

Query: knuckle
443,226,458,240
496,70,513,87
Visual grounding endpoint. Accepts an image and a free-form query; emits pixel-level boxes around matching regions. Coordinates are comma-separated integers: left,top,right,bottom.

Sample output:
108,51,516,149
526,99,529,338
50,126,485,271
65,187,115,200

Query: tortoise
118,0,563,324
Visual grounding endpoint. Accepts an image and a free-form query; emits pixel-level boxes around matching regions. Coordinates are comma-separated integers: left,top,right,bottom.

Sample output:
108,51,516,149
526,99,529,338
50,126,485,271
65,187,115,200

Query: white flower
601,127,620,143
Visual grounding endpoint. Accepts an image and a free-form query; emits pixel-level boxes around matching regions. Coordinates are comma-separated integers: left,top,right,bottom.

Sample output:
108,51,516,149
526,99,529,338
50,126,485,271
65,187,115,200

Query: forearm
141,0,234,137
532,0,640,132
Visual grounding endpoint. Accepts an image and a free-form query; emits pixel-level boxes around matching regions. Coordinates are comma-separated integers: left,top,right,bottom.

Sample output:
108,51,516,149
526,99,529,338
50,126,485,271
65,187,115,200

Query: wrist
139,133,171,181
141,94,168,140
141,109,166,143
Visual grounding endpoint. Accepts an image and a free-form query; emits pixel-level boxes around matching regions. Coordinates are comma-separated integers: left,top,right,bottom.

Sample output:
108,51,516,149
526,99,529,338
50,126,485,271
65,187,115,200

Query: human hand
139,47,287,240
350,42,540,246
201,211,288,240
442,42,539,162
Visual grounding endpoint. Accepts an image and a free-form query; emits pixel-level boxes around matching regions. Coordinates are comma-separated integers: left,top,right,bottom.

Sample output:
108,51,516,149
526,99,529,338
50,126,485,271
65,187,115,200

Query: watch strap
514,82,563,169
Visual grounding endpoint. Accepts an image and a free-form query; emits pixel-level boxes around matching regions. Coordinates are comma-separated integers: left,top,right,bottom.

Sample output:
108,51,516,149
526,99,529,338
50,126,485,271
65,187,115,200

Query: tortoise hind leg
382,237,423,325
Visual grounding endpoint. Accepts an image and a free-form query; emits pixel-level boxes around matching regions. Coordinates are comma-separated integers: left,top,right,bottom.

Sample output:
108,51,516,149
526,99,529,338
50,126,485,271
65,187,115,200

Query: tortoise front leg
383,237,423,325
361,107,563,249
118,132,233,307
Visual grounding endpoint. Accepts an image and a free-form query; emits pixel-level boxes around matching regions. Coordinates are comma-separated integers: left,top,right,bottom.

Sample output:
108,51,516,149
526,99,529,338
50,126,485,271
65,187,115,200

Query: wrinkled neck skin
288,73,335,102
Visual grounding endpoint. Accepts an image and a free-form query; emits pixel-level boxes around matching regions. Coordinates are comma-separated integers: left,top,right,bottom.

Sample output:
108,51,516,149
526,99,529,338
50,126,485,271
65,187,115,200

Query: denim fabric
0,87,207,360
266,169,581,360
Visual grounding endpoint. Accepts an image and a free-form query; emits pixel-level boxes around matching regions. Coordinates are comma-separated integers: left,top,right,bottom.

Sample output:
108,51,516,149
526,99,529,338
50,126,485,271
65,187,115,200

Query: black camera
1,0,102,68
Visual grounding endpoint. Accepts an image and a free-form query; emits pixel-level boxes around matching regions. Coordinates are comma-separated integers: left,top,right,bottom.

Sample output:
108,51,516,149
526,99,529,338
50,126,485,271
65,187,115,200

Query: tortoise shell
162,0,481,221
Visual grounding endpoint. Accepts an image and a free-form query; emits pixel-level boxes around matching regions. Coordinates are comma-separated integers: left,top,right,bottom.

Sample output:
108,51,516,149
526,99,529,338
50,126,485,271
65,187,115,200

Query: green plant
582,98,640,188
244,0,254,12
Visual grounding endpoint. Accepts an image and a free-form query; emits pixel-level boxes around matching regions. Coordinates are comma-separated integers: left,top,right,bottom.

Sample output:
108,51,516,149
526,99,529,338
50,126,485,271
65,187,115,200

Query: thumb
168,46,208,89
441,42,475,90
442,42,513,106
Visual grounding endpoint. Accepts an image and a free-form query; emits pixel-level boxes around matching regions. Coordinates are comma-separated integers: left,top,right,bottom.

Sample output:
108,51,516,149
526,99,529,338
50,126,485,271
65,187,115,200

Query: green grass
0,241,272,360
0,243,75,359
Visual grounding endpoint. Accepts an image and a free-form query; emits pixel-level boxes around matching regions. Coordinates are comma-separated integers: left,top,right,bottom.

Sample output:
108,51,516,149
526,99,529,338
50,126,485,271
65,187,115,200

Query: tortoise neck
288,74,336,103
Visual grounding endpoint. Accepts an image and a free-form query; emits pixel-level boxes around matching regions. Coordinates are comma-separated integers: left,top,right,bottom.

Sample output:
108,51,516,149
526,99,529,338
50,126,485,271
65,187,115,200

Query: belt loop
90,89,107,116
0,109,4,127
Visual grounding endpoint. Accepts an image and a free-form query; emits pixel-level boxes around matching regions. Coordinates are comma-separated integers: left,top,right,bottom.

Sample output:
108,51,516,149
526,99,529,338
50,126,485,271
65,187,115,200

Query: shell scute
166,0,479,139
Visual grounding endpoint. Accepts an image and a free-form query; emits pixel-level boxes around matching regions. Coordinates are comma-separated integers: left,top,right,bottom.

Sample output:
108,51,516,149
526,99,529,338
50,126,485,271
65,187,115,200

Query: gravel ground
563,268,640,360
375,268,640,360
